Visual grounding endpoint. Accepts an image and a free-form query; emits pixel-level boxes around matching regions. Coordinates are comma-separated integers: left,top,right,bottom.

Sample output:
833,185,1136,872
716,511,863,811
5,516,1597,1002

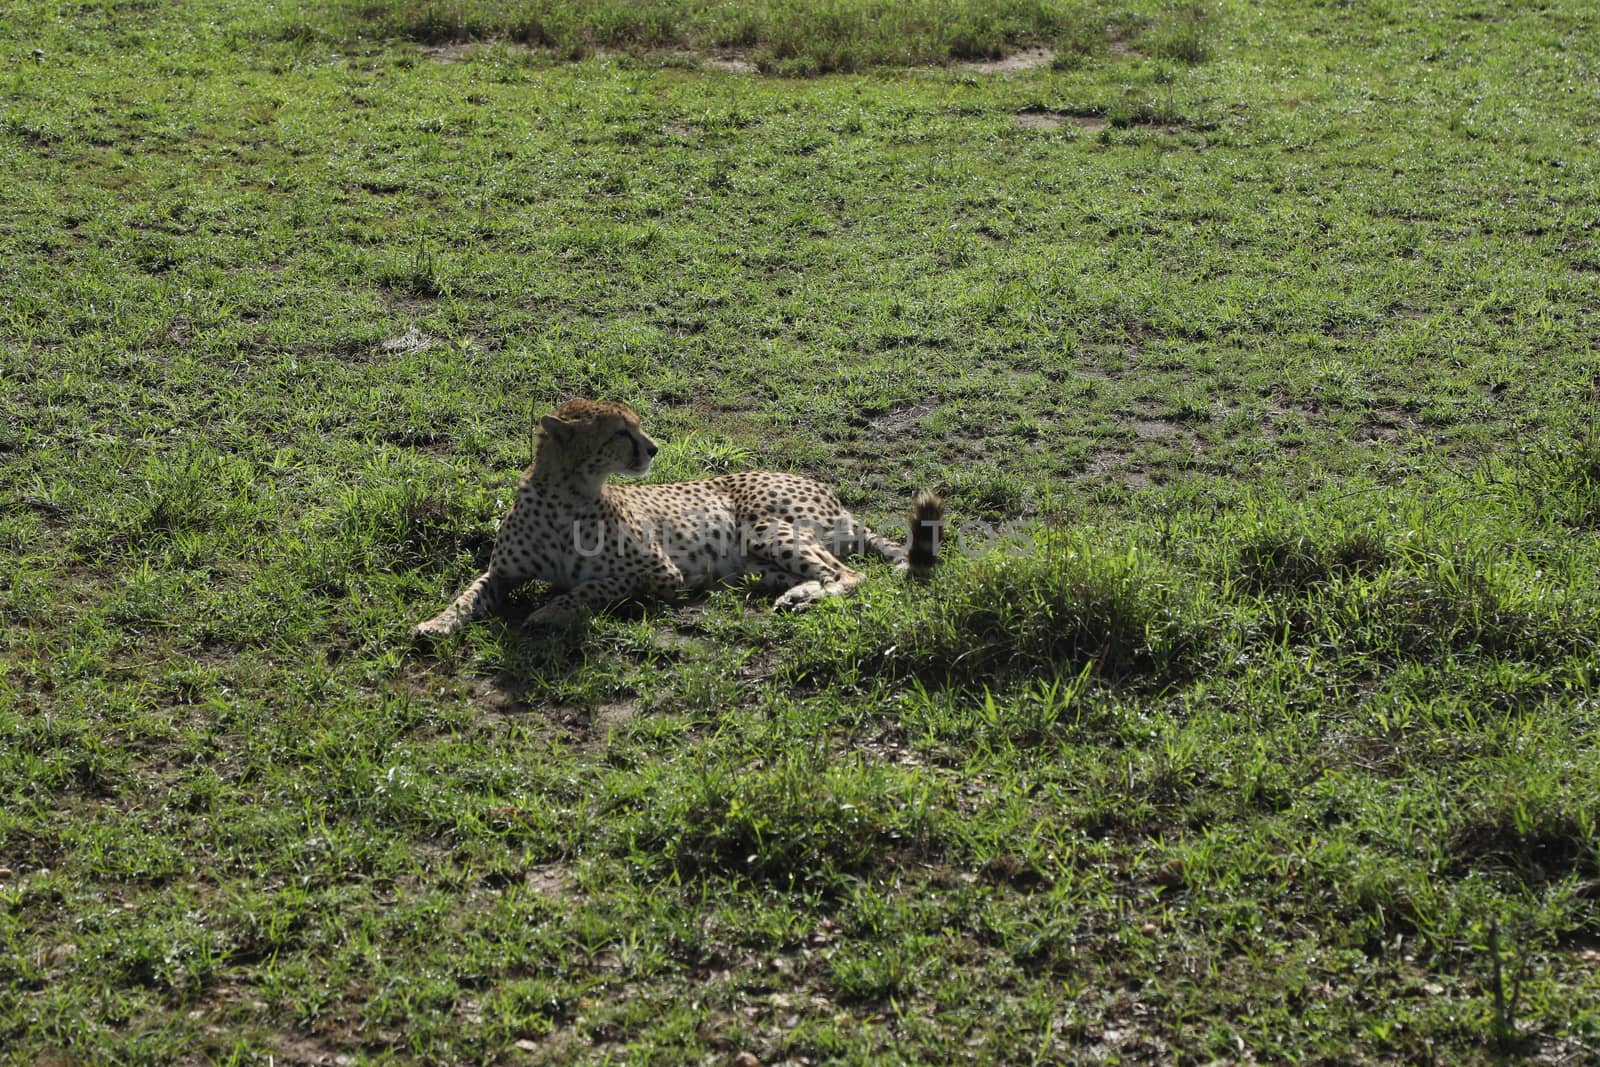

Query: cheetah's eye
614,429,630,439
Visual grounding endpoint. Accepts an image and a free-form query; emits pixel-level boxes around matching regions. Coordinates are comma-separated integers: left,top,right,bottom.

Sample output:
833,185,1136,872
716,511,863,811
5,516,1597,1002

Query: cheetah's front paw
412,615,458,640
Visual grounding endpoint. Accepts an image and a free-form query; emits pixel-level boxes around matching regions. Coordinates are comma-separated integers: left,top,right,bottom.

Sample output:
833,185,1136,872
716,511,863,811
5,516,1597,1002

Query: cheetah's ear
540,414,575,437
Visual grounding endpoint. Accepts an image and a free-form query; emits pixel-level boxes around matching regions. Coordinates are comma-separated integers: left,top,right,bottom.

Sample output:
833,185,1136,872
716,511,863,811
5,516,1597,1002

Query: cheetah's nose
645,440,659,457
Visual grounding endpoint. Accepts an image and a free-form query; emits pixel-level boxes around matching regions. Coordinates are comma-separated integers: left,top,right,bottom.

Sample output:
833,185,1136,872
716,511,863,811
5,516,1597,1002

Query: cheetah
413,399,944,637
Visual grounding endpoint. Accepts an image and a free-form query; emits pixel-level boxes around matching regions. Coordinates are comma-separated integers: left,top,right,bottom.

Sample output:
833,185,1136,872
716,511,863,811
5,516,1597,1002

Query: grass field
4,0,1600,1062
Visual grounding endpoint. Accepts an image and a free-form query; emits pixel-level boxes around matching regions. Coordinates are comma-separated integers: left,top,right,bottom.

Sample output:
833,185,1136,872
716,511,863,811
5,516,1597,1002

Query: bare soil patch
866,402,935,438
525,864,579,898
380,326,437,354
1131,418,1186,441
1080,449,1153,489
1014,111,1063,131
1014,108,1108,132
841,729,925,768
469,674,549,721
703,53,757,73
961,47,1054,74
270,1034,359,1066
593,701,638,731
422,42,480,63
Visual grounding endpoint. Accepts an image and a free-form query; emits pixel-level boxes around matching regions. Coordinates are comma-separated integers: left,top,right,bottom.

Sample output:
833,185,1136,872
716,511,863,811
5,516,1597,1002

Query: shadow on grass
409,586,733,716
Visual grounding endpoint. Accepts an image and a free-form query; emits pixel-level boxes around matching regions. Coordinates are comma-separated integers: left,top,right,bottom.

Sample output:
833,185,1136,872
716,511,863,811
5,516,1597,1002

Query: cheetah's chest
496,496,619,591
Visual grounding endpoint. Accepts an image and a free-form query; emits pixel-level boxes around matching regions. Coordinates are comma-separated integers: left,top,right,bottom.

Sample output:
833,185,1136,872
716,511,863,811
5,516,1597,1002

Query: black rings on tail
906,490,945,573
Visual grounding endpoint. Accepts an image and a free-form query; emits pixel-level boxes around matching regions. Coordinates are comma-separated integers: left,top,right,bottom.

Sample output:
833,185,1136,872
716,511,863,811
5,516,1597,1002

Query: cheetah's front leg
414,569,517,638
526,557,683,626
524,575,636,626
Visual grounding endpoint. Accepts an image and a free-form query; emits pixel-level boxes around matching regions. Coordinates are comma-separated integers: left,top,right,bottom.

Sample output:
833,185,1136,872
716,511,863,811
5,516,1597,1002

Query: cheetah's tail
904,491,945,574
858,490,944,574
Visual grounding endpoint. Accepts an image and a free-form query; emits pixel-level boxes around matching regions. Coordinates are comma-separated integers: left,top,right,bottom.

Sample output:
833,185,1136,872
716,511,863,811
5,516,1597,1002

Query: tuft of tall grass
1446,771,1599,885
327,454,490,573
790,529,1213,688
1232,523,1392,593
1515,421,1600,530
1145,1,1212,64
131,446,258,539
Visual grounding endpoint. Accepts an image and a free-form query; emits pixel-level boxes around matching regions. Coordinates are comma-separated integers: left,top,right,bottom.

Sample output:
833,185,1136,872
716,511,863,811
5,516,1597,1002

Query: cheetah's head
536,399,659,486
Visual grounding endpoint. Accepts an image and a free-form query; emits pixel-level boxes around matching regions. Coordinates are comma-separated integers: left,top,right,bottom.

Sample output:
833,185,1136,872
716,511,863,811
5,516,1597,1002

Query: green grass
267,0,1128,73
5,0,1600,1062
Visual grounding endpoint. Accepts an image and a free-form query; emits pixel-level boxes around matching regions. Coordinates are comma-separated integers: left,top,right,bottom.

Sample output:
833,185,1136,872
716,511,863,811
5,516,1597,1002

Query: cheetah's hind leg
746,520,865,613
